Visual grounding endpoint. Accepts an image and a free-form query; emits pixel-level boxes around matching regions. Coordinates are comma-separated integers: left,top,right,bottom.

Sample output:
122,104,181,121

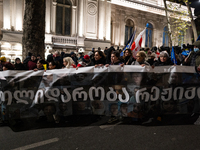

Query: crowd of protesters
0,40,200,72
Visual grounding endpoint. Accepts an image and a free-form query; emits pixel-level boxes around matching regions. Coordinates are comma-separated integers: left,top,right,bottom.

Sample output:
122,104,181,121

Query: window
124,19,134,45
56,0,72,35
163,26,169,46
145,23,153,48
178,31,184,47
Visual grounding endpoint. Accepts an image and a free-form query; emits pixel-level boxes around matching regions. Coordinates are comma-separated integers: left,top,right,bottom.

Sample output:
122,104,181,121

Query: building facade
0,0,195,61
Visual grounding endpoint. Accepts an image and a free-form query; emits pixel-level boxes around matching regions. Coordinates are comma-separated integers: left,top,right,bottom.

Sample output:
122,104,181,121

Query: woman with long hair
63,57,76,68
123,49,135,65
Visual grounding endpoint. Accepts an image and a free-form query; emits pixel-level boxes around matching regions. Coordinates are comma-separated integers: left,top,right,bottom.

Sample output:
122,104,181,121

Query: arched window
163,26,169,46
145,23,153,48
56,0,72,35
178,31,184,46
124,19,134,45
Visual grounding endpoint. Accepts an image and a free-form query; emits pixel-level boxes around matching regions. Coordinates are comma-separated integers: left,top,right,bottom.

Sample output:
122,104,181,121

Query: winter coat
77,59,92,67
185,50,200,67
131,60,150,66
14,63,26,70
27,60,37,70
91,58,106,66
123,56,135,65
153,57,173,66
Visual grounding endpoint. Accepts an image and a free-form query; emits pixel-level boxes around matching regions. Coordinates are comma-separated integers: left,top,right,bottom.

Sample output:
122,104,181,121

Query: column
111,21,116,44
105,0,111,41
120,11,125,46
51,1,57,34
78,0,84,37
71,6,77,36
98,0,105,40
3,0,11,29
45,0,51,33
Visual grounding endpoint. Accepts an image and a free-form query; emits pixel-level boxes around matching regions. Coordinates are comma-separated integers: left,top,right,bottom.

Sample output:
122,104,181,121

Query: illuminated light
3,16,11,30
1,43,11,49
15,19,22,31
12,44,22,50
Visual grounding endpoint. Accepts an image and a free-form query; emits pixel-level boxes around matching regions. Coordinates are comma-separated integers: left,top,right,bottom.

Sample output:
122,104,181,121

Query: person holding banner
131,51,150,66
105,51,123,67
63,57,76,69
122,49,135,65
92,51,106,67
34,59,45,71
183,41,200,72
153,51,173,67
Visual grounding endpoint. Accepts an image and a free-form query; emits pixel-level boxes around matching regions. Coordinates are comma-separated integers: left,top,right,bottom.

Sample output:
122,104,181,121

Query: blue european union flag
120,28,137,56
171,46,177,64
197,35,200,41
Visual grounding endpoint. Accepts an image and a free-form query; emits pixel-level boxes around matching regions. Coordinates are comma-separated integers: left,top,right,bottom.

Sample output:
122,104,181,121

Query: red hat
84,55,90,60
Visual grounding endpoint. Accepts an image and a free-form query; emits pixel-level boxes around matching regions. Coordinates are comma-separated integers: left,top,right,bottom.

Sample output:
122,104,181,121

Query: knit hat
159,51,169,58
84,55,90,60
0,56,6,62
193,41,200,48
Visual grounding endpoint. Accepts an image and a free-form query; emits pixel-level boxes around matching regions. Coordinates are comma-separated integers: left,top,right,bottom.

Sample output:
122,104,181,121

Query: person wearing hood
105,46,115,64
14,58,26,70
153,51,173,67
27,54,37,70
70,51,78,66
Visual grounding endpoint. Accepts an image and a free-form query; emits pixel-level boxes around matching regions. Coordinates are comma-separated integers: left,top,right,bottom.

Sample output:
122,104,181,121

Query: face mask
194,48,199,52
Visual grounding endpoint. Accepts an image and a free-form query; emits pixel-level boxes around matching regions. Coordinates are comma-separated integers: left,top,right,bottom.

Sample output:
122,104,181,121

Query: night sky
190,0,200,15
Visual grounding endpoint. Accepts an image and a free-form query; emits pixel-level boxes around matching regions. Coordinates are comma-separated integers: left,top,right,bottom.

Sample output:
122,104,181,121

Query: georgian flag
131,28,146,58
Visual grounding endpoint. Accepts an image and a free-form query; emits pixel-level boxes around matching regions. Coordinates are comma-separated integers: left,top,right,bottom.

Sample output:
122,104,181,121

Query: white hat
78,48,85,53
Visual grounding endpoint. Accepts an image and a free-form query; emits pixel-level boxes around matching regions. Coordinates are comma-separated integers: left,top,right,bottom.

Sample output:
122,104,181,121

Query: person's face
77,102,85,110
3,66,7,71
110,104,118,116
44,106,55,116
111,54,118,63
133,104,141,113
37,61,43,68
75,74,85,81
162,100,175,112
125,50,130,57
160,56,168,62
48,62,56,70
37,56,41,60
169,73,179,84
31,56,36,61
94,52,102,61
132,73,142,85
63,60,68,67
59,103,68,112
16,59,21,64
136,53,144,63
120,104,127,114
92,101,104,109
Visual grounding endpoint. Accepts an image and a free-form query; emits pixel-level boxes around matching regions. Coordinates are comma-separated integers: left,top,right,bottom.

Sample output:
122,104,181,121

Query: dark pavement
1,119,200,150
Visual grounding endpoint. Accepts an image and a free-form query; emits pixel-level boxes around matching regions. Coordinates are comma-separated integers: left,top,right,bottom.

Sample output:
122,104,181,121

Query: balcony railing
52,36,77,45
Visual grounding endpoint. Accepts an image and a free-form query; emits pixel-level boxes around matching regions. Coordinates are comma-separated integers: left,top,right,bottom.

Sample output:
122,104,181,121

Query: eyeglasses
136,56,141,58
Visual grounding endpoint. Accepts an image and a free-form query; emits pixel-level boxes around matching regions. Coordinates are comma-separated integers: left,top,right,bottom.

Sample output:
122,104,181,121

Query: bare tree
163,0,172,47
22,0,46,60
